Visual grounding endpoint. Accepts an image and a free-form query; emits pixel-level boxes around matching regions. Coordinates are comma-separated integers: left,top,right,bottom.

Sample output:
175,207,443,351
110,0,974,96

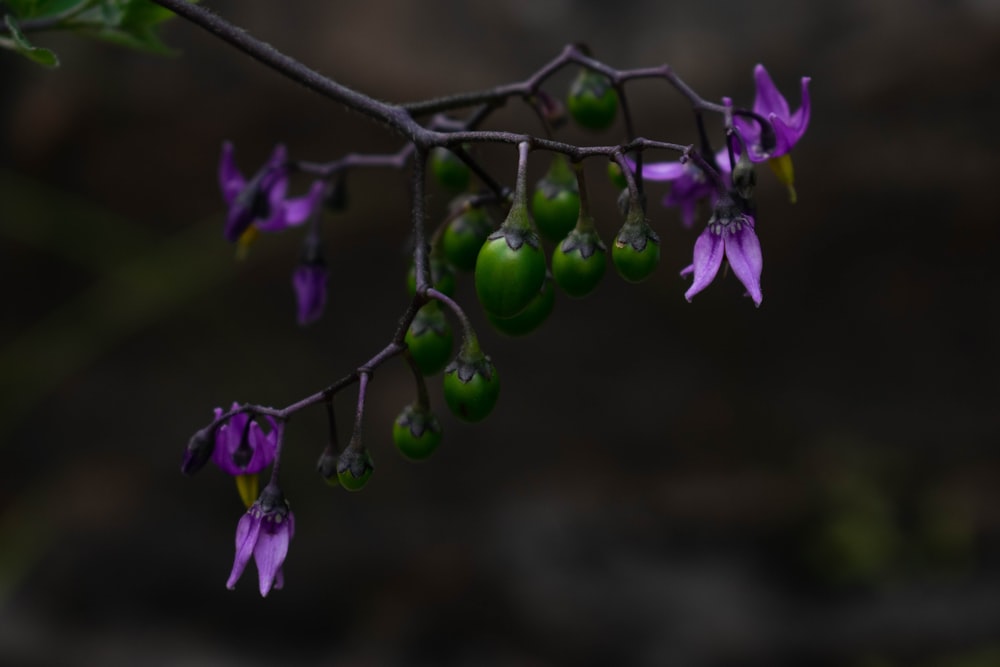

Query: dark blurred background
2,1,999,665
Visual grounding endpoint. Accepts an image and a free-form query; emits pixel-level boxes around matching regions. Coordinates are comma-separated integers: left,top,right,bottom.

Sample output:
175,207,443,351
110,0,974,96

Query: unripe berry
475,218,546,318
430,147,471,192
443,349,500,423
392,403,443,461
567,69,618,131
552,227,607,297
488,272,555,337
404,302,453,376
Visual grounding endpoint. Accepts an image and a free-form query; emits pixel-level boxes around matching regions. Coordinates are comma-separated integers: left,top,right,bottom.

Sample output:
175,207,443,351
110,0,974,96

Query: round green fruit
430,147,471,192
338,467,372,491
474,229,546,318
443,357,500,423
392,404,443,461
531,186,580,242
442,207,493,272
488,273,555,337
407,257,456,297
552,233,607,298
612,231,660,283
567,70,619,131
404,303,453,376
608,161,628,190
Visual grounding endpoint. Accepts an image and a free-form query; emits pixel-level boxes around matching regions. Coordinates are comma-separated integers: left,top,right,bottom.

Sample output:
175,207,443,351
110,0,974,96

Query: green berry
612,220,660,283
488,273,555,337
443,353,500,423
404,302,453,376
531,187,580,242
407,256,456,297
392,404,443,461
552,228,607,297
474,226,546,318
608,161,628,190
531,155,580,242
337,446,374,492
567,69,618,131
442,205,493,272
430,147,471,192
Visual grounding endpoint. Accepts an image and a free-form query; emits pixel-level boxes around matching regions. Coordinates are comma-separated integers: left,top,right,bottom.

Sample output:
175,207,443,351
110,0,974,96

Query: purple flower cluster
640,64,810,306
219,143,331,324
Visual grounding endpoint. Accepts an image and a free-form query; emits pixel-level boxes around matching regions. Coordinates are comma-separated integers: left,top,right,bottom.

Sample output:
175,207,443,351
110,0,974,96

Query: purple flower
218,142,324,242
733,64,811,163
226,484,295,597
211,403,279,476
681,196,763,306
292,260,328,326
635,151,730,228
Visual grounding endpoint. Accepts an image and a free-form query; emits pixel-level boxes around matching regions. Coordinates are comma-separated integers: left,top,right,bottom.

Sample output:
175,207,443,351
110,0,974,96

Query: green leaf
4,0,89,20
75,0,199,55
2,14,59,67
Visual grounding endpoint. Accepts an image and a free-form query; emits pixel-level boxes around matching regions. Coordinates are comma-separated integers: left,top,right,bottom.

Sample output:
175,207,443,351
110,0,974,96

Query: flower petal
253,514,292,597
245,417,279,474
212,408,248,475
292,263,328,326
723,221,763,307
282,181,326,226
226,510,261,590
684,227,725,302
639,160,685,181
218,142,245,205
788,76,811,134
752,64,790,120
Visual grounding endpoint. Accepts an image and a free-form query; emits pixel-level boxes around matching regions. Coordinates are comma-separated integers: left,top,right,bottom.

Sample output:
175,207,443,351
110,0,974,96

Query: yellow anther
767,154,797,204
235,473,259,508
236,226,259,260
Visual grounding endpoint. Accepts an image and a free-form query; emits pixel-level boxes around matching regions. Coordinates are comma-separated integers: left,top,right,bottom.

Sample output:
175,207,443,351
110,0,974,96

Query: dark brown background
2,1,999,665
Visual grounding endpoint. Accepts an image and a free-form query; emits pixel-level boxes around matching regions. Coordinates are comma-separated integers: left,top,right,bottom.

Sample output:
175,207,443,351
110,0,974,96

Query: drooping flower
226,484,295,597
292,260,328,326
218,142,324,243
681,194,763,306
211,403,279,476
733,64,811,163
212,404,281,507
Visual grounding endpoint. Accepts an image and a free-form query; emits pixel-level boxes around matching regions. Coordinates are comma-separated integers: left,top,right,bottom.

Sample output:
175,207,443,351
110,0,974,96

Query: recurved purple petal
752,64,790,120
639,160,685,181
282,180,326,227
253,514,292,597
723,220,763,307
212,407,249,475
219,142,245,205
226,510,262,590
245,416,280,474
684,227,725,302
